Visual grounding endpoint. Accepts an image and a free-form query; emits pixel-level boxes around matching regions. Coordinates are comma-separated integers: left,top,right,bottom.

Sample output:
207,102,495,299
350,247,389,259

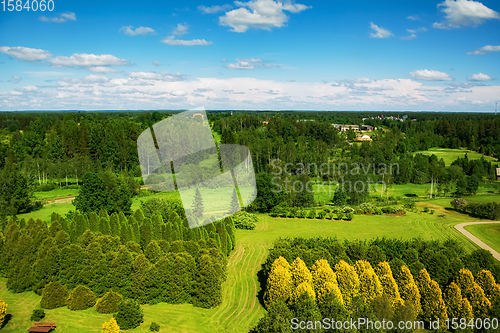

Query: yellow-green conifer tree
456,268,475,299
375,261,403,309
444,282,462,319
264,257,293,308
291,257,312,288
310,259,343,304
476,270,500,305
334,260,360,309
101,317,120,333
395,265,422,318
416,269,448,324
468,283,491,318
355,260,383,304
289,282,316,305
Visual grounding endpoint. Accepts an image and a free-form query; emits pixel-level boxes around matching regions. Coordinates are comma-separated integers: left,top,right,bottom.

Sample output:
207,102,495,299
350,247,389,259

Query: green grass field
414,147,498,166
1,200,488,333
464,223,500,254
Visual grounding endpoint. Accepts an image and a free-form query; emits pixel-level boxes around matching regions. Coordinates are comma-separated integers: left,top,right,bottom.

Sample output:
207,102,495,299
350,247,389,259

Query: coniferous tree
444,282,462,319
73,172,112,214
416,269,448,325
96,289,123,314
41,281,69,309
264,257,293,308
375,261,403,309
0,299,6,328
456,268,475,299
252,298,293,333
469,282,491,318
290,282,316,305
311,259,343,305
230,188,240,214
292,293,322,333
130,254,150,304
192,188,204,218
113,299,143,330
355,260,383,304
291,257,312,288
334,260,360,310
67,285,96,310
192,254,222,308
101,317,120,333
395,265,422,318
476,270,500,305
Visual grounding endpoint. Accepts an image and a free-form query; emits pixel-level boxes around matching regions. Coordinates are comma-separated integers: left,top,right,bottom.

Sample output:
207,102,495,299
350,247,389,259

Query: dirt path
454,222,500,261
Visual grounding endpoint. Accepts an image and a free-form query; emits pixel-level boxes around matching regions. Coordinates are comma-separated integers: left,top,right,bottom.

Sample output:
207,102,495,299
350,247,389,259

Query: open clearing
414,147,498,166
1,201,490,333
464,223,500,254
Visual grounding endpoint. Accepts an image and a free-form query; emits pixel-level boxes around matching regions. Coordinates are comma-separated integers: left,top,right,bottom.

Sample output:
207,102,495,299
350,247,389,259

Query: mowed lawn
1,200,489,333
464,223,500,254
415,147,498,166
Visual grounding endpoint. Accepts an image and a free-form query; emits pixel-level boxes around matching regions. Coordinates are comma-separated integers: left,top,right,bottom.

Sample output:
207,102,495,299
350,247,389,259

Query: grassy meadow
464,223,500,254
414,147,498,166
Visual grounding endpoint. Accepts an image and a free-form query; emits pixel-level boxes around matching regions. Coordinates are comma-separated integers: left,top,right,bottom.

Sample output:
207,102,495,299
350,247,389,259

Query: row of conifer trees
0,206,236,309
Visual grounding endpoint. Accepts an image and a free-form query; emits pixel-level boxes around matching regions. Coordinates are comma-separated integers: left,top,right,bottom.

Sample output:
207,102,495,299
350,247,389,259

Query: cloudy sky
0,0,499,111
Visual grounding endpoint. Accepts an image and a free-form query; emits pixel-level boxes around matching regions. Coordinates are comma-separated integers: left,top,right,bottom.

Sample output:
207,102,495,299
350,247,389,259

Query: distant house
355,134,372,141
496,168,500,181
360,124,375,132
340,124,360,132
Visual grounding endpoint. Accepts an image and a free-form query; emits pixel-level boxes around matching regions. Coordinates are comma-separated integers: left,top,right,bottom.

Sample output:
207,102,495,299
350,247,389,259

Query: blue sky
0,0,499,111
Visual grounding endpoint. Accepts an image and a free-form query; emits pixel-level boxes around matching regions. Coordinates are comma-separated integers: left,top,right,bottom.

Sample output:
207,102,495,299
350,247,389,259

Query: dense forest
0,111,498,216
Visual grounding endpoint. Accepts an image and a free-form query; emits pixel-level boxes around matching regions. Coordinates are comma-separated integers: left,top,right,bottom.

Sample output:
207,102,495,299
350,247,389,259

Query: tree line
0,200,236,309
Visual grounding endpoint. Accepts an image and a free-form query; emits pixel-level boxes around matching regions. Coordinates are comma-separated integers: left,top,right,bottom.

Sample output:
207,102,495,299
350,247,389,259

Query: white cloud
160,36,213,46
88,66,118,73
2,74,500,112
369,22,394,38
128,72,163,80
407,15,419,20
49,53,129,67
120,26,156,36
410,69,452,81
467,72,492,81
226,58,281,69
433,0,500,29
198,4,233,13
467,45,500,55
172,23,189,36
10,76,21,84
24,71,74,76
153,61,161,66
219,0,311,32
401,34,417,40
407,27,428,33
21,86,39,92
40,12,76,23
0,46,52,62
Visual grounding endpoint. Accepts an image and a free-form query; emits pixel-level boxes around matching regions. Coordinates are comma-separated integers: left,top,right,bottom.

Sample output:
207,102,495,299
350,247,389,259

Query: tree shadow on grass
256,267,266,307
1,314,12,329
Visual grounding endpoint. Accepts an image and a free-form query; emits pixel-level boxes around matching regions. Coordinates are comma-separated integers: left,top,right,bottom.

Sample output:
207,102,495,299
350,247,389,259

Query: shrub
317,211,326,219
232,211,258,230
307,210,316,219
450,198,468,212
114,299,144,330
374,208,383,215
150,322,160,332
41,281,68,309
337,212,344,220
287,209,296,218
144,173,165,185
343,206,355,214
345,213,354,221
430,209,435,214
423,206,430,213
37,183,57,191
326,212,334,220
403,201,416,210
96,290,123,314
297,210,306,218
67,285,96,311
30,309,45,321
322,207,331,214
